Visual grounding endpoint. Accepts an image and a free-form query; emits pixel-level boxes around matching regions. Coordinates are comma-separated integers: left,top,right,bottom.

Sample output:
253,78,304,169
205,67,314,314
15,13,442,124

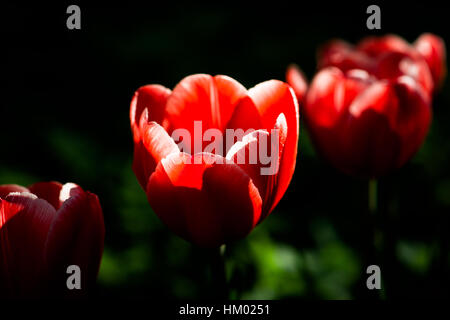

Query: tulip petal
318,39,374,72
225,95,263,137
147,152,262,247
28,181,63,210
132,112,180,189
165,74,248,136
44,184,105,295
306,67,373,128
414,33,447,89
357,34,412,57
374,51,434,97
286,64,308,103
227,113,287,218
226,130,271,205
341,81,400,176
241,80,299,212
0,185,29,199
305,67,346,128
130,84,171,142
0,192,56,296
390,76,432,166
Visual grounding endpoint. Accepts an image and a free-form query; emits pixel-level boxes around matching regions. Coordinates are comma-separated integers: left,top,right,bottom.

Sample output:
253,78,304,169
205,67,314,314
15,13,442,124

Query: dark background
1,1,449,299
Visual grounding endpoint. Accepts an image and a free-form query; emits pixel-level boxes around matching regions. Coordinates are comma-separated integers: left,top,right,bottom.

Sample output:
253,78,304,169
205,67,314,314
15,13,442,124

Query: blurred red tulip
0,182,104,297
130,74,299,247
304,67,431,177
294,33,445,178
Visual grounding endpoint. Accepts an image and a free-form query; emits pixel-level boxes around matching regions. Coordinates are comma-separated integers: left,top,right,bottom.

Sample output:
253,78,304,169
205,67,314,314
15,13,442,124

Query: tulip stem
368,179,386,299
368,179,377,215
368,179,382,252
210,244,228,299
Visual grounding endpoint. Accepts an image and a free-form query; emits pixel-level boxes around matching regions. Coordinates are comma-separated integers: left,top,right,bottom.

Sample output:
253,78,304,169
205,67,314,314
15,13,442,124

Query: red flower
130,74,299,247
0,182,105,297
287,33,445,178
304,68,431,177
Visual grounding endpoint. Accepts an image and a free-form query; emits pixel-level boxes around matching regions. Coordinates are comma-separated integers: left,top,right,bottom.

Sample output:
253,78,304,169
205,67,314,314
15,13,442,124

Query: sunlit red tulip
0,182,104,297
130,74,299,247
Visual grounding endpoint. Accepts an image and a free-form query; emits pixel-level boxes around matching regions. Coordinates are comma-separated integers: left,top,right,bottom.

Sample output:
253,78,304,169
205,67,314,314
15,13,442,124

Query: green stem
210,244,228,299
368,179,386,299
369,179,382,252
368,179,378,215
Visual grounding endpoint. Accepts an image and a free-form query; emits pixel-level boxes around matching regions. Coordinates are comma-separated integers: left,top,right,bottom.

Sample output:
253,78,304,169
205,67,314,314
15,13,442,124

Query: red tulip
289,33,445,178
130,74,299,247
0,182,104,297
304,67,431,177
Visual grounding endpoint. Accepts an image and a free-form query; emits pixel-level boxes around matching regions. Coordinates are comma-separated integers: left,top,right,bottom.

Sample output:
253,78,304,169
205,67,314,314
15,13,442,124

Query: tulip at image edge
0,182,105,298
